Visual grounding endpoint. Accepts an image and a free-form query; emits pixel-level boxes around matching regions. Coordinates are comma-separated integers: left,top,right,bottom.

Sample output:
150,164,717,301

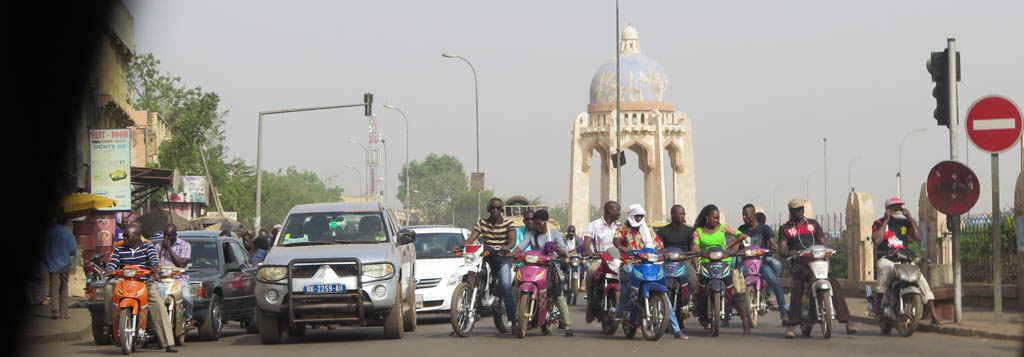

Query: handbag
731,264,747,293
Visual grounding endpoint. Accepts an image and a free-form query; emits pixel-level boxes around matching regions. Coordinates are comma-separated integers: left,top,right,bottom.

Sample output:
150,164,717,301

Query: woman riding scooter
690,204,752,334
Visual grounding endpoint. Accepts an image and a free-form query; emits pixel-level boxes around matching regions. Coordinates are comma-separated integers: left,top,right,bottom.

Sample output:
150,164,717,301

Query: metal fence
956,210,1018,284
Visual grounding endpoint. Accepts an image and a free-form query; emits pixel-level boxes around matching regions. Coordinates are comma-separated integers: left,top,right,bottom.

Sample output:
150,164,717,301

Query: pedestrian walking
43,213,78,319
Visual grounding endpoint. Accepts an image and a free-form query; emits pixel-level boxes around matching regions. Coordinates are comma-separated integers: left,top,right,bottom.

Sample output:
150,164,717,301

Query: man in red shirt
870,197,943,325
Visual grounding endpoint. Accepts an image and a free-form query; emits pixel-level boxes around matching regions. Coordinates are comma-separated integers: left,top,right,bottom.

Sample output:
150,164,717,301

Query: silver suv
254,202,417,344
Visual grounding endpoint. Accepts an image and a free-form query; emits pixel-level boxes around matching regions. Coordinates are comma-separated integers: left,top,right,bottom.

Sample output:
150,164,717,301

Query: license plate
303,284,345,293
415,294,424,308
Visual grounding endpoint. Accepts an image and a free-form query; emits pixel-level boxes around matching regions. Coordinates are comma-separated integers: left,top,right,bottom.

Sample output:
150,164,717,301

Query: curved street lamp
383,103,411,225
897,128,927,198
344,164,364,199
442,52,481,221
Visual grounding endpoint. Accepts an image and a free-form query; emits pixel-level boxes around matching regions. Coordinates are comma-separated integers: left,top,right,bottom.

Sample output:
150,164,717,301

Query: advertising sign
90,129,131,211
179,176,208,204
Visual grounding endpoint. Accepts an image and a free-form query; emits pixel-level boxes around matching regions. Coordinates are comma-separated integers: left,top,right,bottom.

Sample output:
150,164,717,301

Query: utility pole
614,0,622,203
946,38,963,324
823,138,828,217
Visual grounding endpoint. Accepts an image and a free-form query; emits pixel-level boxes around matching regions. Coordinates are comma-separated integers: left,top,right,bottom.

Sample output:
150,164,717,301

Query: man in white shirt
583,201,620,323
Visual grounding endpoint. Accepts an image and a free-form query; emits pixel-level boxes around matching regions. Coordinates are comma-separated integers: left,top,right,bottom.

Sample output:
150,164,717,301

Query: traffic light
926,50,960,127
364,93,373,116
611,151,626,168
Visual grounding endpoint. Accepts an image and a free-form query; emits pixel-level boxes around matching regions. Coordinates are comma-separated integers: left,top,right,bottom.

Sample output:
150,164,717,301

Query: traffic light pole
945,38,963,324
255,97,372,232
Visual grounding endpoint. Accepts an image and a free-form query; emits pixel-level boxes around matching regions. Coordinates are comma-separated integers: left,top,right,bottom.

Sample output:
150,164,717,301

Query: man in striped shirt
104,225,178,352
463,197,517,330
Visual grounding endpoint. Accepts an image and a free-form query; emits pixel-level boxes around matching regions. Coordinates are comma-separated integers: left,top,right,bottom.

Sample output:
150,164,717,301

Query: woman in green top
688,204,752,334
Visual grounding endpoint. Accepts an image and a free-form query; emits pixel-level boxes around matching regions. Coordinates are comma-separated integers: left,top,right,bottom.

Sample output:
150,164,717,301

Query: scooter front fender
518,282,539,299
641,282,667,298
812,280,832,292
118,297,141,315
899,286,922,297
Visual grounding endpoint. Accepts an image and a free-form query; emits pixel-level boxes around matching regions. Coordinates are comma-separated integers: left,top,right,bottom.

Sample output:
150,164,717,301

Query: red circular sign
965,95,1022,153
926,161,979,215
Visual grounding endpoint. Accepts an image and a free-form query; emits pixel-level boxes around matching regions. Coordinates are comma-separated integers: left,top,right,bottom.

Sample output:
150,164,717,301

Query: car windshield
184,240,219,269
414,232,464,259
278,212,388,246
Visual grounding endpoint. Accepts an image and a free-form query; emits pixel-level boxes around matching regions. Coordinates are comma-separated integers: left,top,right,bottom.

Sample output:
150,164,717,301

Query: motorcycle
695,246,741,337
109,265,154,355
157,264,188,346
561,252,585,306
620,248,672,341
83,252,108,296
512,246,562,338
740,245,772,328
588,247,623,335
876,248,925,337
793,244,837,339
663,248,696,330
449,245,511,337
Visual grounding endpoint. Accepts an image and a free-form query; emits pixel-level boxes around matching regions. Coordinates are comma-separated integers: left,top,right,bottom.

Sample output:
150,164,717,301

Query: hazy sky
125,0,1023,227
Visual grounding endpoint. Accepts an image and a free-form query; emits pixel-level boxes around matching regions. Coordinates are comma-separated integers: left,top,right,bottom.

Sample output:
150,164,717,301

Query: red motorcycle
587,248,623,335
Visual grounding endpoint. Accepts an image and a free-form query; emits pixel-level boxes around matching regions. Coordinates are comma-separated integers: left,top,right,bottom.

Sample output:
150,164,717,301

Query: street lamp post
442,52,481,222
345,164,364,199
383,104,411,225
382,138,389,206
255,100,371,232
349,139,369,196
848,155,862,193
898,128,927,198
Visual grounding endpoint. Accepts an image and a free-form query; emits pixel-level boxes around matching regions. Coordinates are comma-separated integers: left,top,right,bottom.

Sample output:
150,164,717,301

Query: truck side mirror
397,229,416,245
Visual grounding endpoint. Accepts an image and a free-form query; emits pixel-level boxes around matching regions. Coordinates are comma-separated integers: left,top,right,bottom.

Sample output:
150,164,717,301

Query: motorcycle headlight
160,267,173,276
525,255,539,264
709,251,723,260
257,266,288,282
647,254,660,263
667,252,680,260
571,257,580,265
744,250,756,257
812,248,826,259
609,260,621,273
123,268,137,278
363,263,395,280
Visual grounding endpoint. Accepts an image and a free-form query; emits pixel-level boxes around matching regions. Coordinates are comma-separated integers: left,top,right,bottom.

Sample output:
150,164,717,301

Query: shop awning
131,166,175,207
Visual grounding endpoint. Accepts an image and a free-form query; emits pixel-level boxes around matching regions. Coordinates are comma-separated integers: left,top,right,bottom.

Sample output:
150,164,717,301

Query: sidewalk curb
23,324,91,344
848,315,1023,341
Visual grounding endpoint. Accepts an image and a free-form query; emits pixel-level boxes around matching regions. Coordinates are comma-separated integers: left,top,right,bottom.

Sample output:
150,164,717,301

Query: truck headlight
363,263,394,280
258,266,288,282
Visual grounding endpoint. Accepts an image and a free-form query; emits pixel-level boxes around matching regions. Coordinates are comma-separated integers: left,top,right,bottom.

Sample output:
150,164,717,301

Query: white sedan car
410,226,469,313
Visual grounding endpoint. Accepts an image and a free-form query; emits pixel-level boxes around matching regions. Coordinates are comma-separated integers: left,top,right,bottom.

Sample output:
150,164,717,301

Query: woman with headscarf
689,204,752,334
610,204,687,339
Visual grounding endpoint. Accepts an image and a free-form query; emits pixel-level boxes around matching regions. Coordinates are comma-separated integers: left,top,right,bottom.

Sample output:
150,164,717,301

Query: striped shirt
154,238,192,280
473,218,513,249
106,241,160,281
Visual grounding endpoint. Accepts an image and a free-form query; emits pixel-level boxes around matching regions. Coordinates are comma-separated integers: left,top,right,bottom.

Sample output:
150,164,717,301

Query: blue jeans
490,257,516,319
741,257,787,319
156,279,193,320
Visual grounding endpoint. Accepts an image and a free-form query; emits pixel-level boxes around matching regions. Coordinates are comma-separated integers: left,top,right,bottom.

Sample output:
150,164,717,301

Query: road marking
972,118,1016,130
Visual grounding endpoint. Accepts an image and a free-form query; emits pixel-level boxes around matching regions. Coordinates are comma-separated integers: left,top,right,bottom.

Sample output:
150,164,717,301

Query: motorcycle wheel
710,292,721,337
450,283,475,337
818,293,833,339
492,295,510,333
540,300,556,335
880,321,893,335
91,311,113,345
568,278,578,306
118,308,133,355
746,285,759,329
601,293,619,335
641,292,670,341
895,294,922,337
515,295,531,338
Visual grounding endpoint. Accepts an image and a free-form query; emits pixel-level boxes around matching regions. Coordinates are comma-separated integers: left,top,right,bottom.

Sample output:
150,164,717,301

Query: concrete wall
845,192,874,281
920,182,953,285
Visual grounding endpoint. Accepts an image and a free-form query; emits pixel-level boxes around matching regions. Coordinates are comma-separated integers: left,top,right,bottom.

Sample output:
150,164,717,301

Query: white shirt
585,217,619,253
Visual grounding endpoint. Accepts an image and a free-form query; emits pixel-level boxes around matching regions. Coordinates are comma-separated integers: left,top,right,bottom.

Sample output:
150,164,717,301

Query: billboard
176,176,208,204
90,129,132,211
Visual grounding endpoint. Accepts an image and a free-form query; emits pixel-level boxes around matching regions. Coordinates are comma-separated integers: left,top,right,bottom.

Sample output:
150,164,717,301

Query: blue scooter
621,247,672,341
663,247,696,330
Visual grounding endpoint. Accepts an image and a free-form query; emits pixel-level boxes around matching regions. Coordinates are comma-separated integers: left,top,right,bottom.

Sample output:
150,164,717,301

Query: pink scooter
512,244,561,338
741,244,772,328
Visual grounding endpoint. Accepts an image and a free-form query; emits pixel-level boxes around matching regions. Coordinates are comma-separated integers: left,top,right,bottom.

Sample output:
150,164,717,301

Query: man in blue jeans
461,198,518,331
737,205,788,322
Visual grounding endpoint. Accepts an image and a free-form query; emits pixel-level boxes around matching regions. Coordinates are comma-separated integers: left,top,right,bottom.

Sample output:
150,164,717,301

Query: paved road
27,305,1022,356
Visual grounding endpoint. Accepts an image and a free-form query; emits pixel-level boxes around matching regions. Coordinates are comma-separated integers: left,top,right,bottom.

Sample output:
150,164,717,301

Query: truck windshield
278,212,388,246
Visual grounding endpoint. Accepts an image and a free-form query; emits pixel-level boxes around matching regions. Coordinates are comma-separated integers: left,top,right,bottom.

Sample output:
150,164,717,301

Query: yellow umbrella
62,193,117,213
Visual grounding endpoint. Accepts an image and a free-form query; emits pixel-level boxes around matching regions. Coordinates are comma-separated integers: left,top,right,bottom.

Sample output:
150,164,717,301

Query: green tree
400,154,468,224
549,202,602,230
257,167,345,229
453,189,496,229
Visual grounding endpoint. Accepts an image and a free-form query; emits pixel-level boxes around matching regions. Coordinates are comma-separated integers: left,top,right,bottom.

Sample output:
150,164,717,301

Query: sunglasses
487,205,503,211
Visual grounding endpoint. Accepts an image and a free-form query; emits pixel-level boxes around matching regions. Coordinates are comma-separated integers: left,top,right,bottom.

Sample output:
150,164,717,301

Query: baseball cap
787,199,806,209
885,197,905,207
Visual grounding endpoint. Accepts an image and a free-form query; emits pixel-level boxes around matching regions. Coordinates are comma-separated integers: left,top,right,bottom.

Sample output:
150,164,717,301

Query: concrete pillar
567,116,591,228
919,183,953,286
1015,171,1023,306
845,192,875,282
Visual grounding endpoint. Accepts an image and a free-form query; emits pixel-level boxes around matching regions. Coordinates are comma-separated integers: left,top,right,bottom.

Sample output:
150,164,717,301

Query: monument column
845,192,875,282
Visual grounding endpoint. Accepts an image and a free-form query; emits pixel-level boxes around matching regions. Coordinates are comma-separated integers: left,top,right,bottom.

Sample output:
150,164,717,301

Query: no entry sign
966,95,1022,153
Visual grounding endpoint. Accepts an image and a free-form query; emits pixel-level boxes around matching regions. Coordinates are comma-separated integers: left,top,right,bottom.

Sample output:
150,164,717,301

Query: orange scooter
111,265,152,355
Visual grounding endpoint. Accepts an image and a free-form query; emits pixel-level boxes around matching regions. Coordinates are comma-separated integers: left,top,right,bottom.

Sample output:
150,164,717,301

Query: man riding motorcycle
462,197,518,330
736,203,788,323
153,224,193,328
780,199,857,338
870,197,943,325
512,209,575,336
104,225,178,353
584,201,621,324
610,204,687,339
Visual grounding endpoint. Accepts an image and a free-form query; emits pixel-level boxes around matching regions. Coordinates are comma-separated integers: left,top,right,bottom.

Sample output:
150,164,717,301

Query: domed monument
568,25,696,225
